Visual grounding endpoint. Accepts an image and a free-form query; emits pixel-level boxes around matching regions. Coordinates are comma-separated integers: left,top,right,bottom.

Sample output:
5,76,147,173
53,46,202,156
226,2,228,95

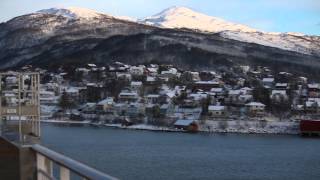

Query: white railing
32,144,117,180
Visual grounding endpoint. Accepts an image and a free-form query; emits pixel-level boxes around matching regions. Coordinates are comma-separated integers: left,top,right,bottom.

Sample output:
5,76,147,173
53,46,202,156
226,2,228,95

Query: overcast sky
0,0,319,35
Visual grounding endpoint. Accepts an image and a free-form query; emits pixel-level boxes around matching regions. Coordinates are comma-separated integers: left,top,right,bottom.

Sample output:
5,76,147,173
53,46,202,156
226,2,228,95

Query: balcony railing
32,144,117,180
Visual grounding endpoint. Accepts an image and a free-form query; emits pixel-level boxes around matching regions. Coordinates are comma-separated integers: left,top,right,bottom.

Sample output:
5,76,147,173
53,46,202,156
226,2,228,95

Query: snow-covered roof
240,87,252,91
208,105,225,111
271,90,287,96
65,87,79,93
210,88,223,93
308,84,320,89
147,67,158,73
195,81,219,85
306,101,320,107
146,94,160,98
262,78,274,83
174,119,197,126
246,102,265,107
275,83,288,87
97,97,114,105
131,81,142,86
146,76,156,82
228,90,241,95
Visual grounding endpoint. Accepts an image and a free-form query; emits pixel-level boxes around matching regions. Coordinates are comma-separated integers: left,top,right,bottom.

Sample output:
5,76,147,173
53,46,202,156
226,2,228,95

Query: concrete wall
0,137,36,180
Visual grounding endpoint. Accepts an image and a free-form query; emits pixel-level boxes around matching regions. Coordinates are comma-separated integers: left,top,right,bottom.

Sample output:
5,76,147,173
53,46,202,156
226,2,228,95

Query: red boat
300,120,320,136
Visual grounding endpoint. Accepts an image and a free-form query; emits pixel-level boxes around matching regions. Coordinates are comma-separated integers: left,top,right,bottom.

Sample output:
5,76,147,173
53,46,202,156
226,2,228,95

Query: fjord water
42,124,320,180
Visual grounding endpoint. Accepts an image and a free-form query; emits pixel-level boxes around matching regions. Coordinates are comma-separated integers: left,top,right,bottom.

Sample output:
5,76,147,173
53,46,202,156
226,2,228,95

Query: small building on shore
300,119,320,136
174,120,199,132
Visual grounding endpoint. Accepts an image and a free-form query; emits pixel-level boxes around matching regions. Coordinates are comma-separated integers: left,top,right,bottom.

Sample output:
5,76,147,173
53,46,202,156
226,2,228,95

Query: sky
0,0,319,35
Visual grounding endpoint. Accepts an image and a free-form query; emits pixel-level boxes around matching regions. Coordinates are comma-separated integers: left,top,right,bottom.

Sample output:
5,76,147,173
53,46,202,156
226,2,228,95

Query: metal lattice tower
0,72,40,143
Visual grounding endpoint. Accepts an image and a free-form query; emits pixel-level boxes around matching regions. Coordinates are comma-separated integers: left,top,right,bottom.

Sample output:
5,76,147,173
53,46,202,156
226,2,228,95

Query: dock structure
0,72,117,180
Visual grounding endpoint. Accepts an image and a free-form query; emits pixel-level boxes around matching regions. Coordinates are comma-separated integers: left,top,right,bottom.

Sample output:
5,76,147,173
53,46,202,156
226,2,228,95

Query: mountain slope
139,6,257,33
140,6,320,56
0,7,319,78
37,7,107,19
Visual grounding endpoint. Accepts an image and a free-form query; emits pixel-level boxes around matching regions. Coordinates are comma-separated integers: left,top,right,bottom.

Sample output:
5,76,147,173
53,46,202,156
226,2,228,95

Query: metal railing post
60,166,70,180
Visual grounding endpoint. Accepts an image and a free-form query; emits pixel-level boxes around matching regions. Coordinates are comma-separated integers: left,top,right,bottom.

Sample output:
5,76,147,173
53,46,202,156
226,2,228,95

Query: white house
130,66,145,76
245,102,266,116
208,105,226,117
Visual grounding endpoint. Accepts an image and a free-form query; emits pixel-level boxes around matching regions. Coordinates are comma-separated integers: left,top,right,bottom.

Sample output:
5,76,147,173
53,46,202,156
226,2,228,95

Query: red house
300,120,320,136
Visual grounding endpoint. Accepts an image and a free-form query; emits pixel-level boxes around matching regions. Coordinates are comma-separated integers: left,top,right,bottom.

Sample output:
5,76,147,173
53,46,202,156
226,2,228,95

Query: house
130,81,143,94
118,90,139,103
209,88,225,102
240,87,253,95
175,105,202,120
227,90,241,104
190,72,201,81
145,94,160,104
193,81,220,91
275,83,288,90
130,66,145,76
96,97,114,111
5,76,17,85
245,102,266,116
145,76,157,85
146,67,158,76
86,83,106,102
160,103,174,116
239,66,250,73
208,105,226,118
109,62,130,72
199,71,216,81
238,95,253,104
126,103,145,117
161,68,178,77
305,98,320,113
270,90,288,102
308,84,320,98
40,90,58,105
116,72,132,81
76,68,90,76
262,78,275,88
189,92,208,102
65,87,79,98
174,119,199,132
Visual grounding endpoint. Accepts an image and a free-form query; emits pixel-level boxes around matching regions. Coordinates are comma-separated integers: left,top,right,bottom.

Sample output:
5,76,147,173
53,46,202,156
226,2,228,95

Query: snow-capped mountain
37,7,110,19
139,6,257,33
140,6,320,55
0,6,319,71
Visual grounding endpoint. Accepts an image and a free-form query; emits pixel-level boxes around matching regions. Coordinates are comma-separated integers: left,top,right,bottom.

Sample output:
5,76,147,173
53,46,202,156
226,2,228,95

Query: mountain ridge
0,6,319,78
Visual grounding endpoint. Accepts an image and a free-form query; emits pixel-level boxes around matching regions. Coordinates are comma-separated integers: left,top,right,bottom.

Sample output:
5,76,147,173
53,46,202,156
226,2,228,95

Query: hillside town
3,62,320,134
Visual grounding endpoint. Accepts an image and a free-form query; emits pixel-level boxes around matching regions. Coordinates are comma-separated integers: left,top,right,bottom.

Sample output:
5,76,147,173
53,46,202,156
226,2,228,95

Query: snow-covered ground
202,120,300,134
41,118,300,135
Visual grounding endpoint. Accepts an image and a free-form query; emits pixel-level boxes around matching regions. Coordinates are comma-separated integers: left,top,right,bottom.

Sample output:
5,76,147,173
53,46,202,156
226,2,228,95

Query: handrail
32,144,117,180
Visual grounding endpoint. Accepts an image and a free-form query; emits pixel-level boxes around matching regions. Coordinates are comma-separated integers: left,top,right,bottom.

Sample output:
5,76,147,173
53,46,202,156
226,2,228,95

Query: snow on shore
41,119,300,135
202,120,300,134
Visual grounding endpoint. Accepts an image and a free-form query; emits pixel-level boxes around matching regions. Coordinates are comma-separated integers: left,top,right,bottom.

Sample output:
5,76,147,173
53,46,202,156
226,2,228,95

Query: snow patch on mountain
139,6,319,55
115,16,137,22
220,31,316,54
139,6,257,33
37,7,105,19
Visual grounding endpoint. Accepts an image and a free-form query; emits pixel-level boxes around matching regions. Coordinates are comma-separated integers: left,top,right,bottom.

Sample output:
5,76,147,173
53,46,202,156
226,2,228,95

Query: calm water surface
41,124,320,180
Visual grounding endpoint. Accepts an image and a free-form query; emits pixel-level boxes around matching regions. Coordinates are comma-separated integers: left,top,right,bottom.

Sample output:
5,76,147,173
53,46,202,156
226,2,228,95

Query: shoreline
40,119,300,135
